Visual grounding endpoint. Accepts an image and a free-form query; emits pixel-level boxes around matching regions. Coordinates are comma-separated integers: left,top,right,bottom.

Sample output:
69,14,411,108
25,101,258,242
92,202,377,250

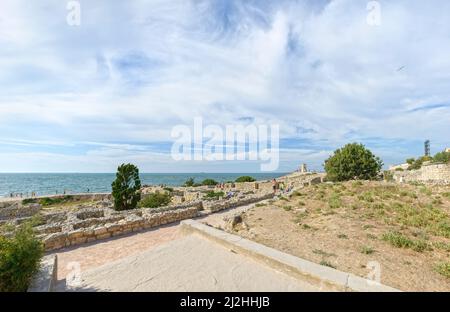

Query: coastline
0,172,291,199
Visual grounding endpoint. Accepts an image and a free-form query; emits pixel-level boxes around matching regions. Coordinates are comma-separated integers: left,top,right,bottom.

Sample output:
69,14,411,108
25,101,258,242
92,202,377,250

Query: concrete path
55,224,182,280
54,201,264,281
60,234,320,292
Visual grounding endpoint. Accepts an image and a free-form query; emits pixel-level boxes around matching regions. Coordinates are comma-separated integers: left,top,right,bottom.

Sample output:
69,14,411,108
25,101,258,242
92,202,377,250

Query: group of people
216,182,234,190
272,179,294,195
9,191,38,198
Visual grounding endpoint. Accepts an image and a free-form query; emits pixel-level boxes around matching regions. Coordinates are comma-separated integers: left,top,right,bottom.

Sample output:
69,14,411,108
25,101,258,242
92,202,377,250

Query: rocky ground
223,181,450,291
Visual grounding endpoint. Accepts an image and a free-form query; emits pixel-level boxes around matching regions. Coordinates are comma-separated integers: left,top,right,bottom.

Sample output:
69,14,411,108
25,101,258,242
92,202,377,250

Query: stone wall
204,193,274,213
41,202,203,251
0,203,41,220
1,172,325,251
392,163,450,184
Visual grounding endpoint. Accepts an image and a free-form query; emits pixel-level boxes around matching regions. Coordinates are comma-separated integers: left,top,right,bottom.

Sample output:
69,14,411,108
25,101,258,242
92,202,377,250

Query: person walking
272,179,277,194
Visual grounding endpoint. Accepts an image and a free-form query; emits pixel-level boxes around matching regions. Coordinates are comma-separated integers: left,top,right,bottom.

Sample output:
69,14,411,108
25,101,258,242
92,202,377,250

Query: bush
432,151,450,164
328,193,342,209
235,176,256,183
406,158,415,165
0,223,44,292
324,143,383,181
183,178,195,187
111,163,141,211
201,179,218,186
435,262,450,278
408,158,422,170
22,198,38,205
382,231,413,248
361,246,375,255
38,195,73,207
203,191,225,200
138,192,172,208
383,170,394,182
382,231,429,252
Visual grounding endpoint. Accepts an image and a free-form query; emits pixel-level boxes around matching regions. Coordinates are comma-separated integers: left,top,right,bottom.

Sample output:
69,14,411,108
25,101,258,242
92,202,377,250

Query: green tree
324,143,383,181
111,163,141,211
235,176,256,182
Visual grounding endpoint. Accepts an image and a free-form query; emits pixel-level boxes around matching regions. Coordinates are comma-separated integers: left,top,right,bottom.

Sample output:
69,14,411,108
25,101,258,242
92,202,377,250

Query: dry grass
230,180,450,291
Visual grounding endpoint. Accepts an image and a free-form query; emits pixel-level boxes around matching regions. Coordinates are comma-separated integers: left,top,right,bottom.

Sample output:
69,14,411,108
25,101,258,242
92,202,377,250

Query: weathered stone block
96,233,111,240
68,229,85,240
93,227,107,235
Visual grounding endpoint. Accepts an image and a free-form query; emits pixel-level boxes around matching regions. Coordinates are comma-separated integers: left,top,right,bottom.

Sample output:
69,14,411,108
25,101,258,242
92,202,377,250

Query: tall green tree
111,163,141,210
324,143,383,181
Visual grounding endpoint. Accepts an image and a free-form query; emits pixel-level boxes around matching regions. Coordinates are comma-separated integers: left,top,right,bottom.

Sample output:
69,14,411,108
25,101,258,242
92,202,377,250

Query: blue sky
0,0,449,173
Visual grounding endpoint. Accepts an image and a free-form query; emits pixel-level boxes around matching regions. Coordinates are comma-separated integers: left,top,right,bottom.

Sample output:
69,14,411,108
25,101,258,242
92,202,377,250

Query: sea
0,173,287,198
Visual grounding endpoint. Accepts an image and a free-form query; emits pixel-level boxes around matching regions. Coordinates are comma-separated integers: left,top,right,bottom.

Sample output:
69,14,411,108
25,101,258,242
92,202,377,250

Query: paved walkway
55,223,182,281
60,234,319,292
53,199,320,292
54,201,264,281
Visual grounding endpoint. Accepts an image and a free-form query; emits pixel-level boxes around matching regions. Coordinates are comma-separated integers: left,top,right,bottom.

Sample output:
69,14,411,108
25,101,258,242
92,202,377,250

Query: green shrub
328,193,342,209
0,223,44,292
361,246,375,255
292,191,304,197
203,191,225,200
408,156,432,170
433,242,450,252
37,195,73,207
138,192,172,208
383,170,394,182
235,176,256,183
382,231,414,248
394,167,404,171
435,262,450,278
358,191,374,202
22,198,38,205
201,179,218,186
432,151,450,164
382,231,429,252
111,163,141,211
411,240,429,252
183,178,195,187
406,158,415,165
324,143,383,181
319,260,336,269
163,187,174,193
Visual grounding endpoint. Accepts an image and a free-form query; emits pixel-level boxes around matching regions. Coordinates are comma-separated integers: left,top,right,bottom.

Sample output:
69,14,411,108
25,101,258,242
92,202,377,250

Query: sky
0,0,449,173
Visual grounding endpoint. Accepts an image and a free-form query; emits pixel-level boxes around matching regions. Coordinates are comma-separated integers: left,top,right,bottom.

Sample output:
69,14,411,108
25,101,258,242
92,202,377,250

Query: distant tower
424,140,430,157
300,163,308,173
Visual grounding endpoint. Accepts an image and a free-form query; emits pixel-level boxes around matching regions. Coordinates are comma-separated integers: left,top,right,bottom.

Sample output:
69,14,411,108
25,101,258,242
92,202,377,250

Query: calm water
0,173,287,198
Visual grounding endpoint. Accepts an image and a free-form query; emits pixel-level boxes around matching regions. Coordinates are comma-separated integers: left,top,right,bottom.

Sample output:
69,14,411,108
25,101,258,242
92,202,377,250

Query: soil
226,181,450,291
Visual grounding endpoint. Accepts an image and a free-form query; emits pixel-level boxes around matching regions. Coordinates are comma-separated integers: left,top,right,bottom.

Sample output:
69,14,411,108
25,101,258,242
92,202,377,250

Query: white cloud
0,0,449,172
